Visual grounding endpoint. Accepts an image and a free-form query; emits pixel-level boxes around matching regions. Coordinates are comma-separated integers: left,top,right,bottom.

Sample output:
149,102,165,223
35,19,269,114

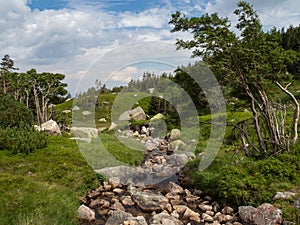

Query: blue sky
1,0,300,94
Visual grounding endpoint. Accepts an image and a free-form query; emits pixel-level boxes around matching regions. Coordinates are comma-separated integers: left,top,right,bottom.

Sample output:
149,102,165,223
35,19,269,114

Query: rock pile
78,179,242,225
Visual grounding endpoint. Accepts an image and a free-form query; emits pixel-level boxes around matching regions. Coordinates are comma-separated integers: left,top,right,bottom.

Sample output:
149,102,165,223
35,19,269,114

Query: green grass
0,136,100,225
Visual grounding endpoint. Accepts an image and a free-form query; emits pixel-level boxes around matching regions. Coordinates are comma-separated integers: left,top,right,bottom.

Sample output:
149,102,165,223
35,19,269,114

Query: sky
1,0,300,95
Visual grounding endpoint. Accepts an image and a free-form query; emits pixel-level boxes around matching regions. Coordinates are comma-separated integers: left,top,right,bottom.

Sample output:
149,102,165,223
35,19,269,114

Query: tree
280,25,300,79
0,54,18,94
169,1,299,155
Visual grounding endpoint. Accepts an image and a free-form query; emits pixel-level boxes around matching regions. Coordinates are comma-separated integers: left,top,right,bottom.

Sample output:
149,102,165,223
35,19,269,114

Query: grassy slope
0,136,100,225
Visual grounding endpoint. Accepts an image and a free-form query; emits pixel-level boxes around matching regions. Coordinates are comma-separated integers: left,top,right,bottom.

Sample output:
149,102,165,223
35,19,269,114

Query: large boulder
254,203,282,225
39,119,61,135
119,106,146,121
130,106,146,121
71,127,98,138
239,203,282,225
129,186,168,212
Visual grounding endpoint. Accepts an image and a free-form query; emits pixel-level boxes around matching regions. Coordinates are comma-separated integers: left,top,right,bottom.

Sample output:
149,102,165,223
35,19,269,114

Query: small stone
171,210,180,219
183,207,201,223
185,195,200,202
168,182,184,194
206,210,215,216
121,196,135,206
113,188,125,195
110,199,125,211
199,203,213,212
103,181,112,191
221,206,235,215
202,213,214,222
174,205,188,214
185,189,192,196
166,192,181,200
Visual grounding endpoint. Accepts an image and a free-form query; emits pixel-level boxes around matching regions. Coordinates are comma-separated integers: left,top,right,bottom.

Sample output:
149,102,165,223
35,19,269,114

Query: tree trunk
275,81,299,144
33,86,42,126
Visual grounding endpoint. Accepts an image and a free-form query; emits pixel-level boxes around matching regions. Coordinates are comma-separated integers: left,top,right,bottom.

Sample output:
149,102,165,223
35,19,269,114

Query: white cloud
204,0,300,30
111,66,138,82
0,0,299,95
118,8,169,28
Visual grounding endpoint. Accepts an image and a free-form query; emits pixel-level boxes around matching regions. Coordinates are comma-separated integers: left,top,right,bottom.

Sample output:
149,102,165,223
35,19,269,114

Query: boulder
40,119,61,135
129,106,146,121
71,127,98,138
239,204,282,225
170,129,181,141
253,203,282,225
77,205,95,222
130,187,168,212
238,206,257,224
105,210,133,225
119,106,146,122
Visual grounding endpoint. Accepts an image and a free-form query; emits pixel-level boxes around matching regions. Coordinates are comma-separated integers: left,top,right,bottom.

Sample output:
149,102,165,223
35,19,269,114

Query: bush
0,92,34,129
0,126,48,154
190,151,300,206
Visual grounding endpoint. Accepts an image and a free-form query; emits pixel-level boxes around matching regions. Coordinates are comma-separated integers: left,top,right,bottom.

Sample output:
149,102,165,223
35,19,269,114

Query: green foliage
0,92,47,154
169,1,300,155
189,150,300,221
0,126,48,154
281,25,300,79
0,92,34,129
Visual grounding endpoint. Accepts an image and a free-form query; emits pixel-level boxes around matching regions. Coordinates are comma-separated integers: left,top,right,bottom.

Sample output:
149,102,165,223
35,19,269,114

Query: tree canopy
169,1,299,155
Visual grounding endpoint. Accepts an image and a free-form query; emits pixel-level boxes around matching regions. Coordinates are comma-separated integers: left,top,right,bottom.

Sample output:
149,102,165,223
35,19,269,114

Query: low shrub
191,151,300,205
0,126,48,154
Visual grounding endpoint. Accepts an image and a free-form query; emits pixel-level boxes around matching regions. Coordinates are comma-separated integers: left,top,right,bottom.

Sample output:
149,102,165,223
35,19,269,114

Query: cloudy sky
1,0,300,94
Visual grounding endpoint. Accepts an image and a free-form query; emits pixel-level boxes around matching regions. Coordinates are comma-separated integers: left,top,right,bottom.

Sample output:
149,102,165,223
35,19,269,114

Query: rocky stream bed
77,128,294,225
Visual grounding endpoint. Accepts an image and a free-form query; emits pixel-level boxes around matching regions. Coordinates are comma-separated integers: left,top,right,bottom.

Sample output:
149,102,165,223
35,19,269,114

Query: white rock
71,127,98,138
72,105,80,111
63,109,71,113
98,118,107,123
40,119,61,135
273,191,296,200
108,122,117,131
170,129,181,141
82,111,92,116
